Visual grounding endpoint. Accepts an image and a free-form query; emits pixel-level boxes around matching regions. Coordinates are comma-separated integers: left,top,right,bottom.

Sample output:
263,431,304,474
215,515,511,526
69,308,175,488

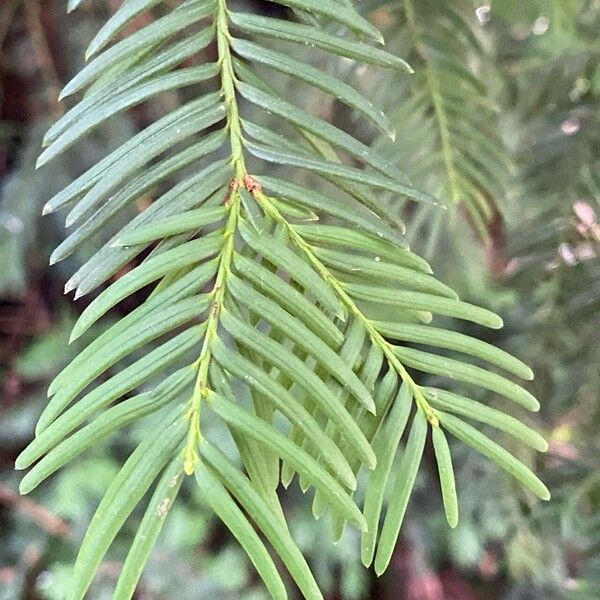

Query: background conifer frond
367,0,513,254
12,1,549,598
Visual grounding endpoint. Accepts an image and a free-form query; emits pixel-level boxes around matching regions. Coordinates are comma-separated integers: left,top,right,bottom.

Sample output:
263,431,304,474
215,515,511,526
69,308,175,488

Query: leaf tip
490,315,504,329
360,549,374,569
357,515,369,533
374,560,387,577
64,278,78,295
366,452,377,471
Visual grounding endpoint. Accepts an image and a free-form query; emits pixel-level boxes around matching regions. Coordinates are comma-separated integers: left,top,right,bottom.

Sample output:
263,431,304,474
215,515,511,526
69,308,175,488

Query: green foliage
13,1,552,598
371,0,512,249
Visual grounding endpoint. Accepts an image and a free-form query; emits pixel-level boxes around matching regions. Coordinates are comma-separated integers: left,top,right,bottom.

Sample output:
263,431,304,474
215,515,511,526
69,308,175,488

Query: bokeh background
0,1,598,599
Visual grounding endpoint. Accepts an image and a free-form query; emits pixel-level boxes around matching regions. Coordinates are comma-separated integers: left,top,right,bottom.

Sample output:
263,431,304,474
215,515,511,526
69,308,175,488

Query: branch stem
256,192,438,425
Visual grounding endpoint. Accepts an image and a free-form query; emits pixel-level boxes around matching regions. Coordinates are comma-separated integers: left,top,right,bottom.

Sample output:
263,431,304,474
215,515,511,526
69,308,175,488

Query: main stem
183,0,245,475
183,0,440,473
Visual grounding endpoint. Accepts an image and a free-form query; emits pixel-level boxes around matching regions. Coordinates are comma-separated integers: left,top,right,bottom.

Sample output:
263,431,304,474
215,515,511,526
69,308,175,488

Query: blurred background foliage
0,1,598,599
